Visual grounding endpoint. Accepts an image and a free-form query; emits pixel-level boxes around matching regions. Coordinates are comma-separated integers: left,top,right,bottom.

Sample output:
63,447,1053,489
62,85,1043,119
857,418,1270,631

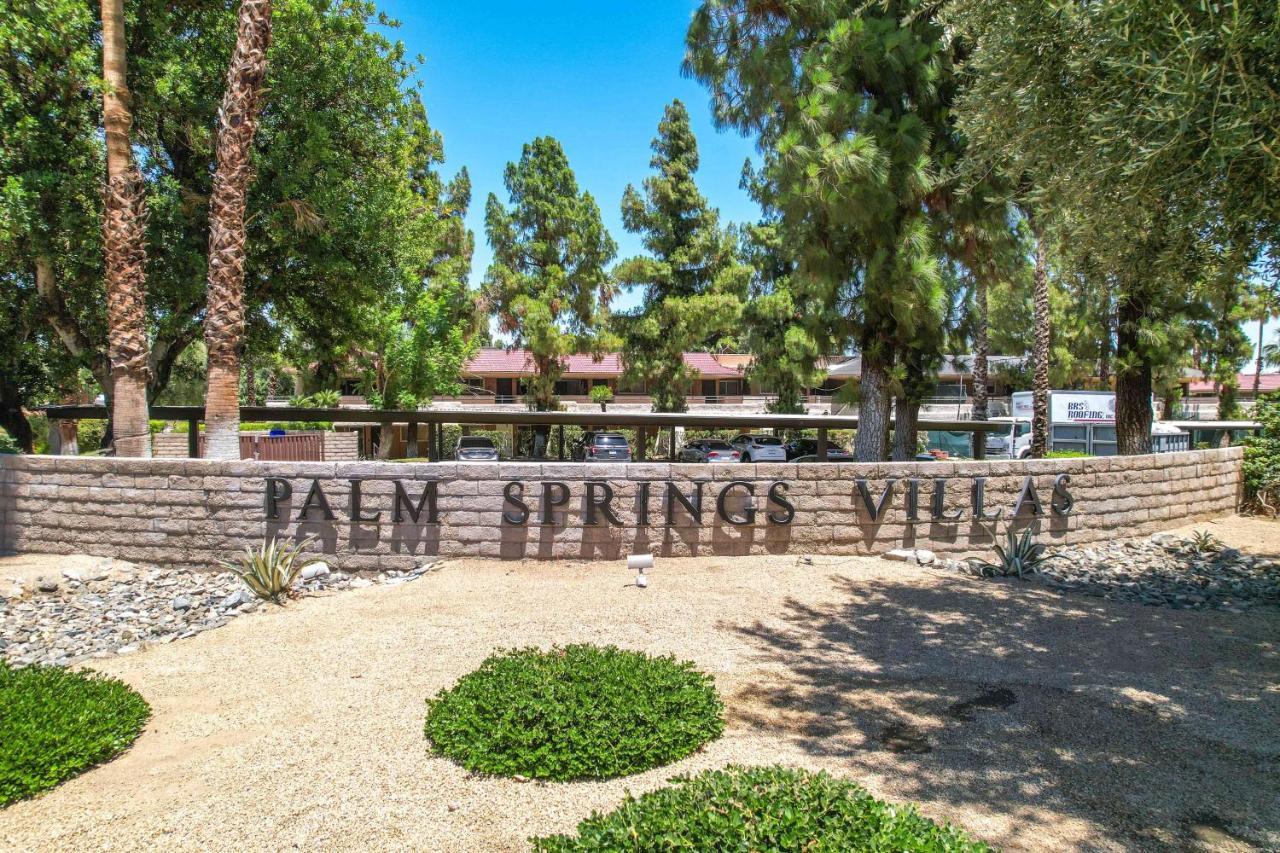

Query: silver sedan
678,439,742,463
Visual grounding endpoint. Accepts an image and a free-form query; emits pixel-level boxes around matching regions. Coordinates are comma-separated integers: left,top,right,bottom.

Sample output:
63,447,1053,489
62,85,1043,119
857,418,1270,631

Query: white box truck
987,391,1187,457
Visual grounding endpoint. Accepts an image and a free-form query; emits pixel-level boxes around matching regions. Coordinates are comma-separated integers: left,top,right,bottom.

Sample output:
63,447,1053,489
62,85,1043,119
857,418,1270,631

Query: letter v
855,478,897,522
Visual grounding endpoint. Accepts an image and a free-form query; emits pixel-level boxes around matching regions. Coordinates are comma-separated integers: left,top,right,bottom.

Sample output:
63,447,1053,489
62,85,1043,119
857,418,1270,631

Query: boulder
300,562,331,580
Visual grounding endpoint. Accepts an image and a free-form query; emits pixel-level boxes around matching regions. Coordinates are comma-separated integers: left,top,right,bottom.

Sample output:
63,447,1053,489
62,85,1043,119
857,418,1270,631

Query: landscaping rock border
1,557,441,667
941,533,1280,612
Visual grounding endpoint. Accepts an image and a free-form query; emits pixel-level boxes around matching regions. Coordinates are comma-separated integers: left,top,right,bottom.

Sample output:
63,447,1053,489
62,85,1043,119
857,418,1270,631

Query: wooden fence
194,433,324,461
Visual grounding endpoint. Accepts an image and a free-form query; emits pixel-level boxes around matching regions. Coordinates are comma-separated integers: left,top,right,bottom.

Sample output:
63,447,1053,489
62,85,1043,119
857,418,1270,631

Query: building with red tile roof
1186,371,1280,397
460,347,747,403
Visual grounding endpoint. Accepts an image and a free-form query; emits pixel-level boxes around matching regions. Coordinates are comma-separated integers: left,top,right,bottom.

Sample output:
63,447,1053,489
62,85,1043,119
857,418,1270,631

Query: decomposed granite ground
0,517,1277,852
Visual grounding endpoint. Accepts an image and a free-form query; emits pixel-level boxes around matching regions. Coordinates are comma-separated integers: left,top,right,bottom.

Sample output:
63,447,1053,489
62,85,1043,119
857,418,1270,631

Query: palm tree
99,0,151,457
1249,282,1280,398
202,0,273,459
1025,209,1051,458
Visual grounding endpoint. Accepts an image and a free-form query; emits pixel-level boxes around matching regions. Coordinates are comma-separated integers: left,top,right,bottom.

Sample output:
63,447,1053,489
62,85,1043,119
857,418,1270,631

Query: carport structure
40,405,1010,461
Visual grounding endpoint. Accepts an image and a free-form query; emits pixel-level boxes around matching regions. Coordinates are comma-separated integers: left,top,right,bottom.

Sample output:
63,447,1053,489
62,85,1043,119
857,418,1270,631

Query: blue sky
375,0,761,314
373,0,1278,365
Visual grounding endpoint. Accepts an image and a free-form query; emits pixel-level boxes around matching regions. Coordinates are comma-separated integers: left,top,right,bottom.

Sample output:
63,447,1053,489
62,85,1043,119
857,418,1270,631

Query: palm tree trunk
203,0,272,459
243,341,258,406
1098,298,1113,388
1255,316,1265,398
971,240,990,422
1028,213,1051,458
100,0,151,457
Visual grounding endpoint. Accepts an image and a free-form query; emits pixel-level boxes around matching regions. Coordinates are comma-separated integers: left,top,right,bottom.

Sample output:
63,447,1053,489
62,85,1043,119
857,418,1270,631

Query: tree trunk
854,354,891,461
1098,296,1113,389
243,342,258,406
377,422,394,459
1028,214,1051,458
100,0,151,457
1218,381,1238,420
971,242,990,422
202,0,272,459
1255,316,1265,398
0,396,34,453
51,419,79,456
1115,293,1153,455
890,396,919,461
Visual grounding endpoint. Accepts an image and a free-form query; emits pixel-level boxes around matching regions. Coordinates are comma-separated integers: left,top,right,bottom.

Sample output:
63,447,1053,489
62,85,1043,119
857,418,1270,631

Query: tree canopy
613,100,749,412
686,0,948,459
483,136,617,411
2,0,464,439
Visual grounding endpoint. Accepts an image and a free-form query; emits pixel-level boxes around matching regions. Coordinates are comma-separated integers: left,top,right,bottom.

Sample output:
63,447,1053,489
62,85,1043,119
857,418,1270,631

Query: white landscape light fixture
627,553,654,588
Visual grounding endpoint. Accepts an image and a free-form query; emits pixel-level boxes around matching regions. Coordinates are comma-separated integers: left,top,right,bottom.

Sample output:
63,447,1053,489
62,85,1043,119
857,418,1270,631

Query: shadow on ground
728,574,1280,851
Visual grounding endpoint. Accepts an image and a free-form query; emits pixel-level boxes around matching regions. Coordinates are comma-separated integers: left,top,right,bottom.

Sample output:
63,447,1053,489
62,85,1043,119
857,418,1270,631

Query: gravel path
1,520,1277,852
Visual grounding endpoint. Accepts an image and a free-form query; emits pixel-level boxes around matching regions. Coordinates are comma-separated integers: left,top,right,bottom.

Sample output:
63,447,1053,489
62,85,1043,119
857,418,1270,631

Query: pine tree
614,100,749,412
687,0,947,460
483,137,616,412
739,223,821,414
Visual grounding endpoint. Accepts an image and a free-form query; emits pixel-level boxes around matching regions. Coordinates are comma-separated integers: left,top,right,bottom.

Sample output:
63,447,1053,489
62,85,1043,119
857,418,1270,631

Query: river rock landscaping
942,532,1280,611
0,558,440,667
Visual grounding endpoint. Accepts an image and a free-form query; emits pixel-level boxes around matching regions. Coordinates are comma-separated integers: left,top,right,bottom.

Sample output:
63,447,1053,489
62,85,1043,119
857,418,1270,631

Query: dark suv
784,438,854,461
573,431,631,462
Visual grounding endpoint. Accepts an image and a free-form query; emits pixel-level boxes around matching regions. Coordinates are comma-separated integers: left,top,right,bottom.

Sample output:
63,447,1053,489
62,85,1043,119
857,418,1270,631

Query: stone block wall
321,431,359,461
0,448,1243,571
152,433,190,458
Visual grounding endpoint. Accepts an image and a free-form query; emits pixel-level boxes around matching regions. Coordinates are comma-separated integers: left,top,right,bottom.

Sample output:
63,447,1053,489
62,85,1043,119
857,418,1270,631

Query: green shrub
531,765,991,852
424,645,723,781
1045,449,1089,458
0,429,19,454
76,419,107,453
1242,392,1280,514
1,662,150,806
589,384,614,409
289,389,340,408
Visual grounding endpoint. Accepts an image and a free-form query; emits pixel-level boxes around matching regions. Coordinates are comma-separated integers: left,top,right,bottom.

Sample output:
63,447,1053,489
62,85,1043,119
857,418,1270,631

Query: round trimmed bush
1,662,151,806
532,765,991,852
424,645,723,781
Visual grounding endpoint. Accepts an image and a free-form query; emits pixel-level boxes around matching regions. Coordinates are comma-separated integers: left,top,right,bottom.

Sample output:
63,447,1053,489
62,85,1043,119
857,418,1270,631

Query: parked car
572,431,632,462
678,438,741,463
729,433,787,462
454,435,499,461
784,438,854,461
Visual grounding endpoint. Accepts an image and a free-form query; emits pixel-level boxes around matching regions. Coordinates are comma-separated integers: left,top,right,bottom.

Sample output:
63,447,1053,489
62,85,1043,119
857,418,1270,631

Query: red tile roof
463,348,744,379
1187,372,1280,395
682,351,742,379
462,348,625,377
463,348,535,375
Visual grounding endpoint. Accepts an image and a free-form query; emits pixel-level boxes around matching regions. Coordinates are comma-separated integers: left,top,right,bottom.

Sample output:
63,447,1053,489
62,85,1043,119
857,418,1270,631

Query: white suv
729,434,788,462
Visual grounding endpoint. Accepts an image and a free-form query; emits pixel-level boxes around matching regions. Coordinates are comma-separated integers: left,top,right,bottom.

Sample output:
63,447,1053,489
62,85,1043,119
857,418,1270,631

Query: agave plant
975,527,1058,579
220,536,315,603
1182,529,1223,557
